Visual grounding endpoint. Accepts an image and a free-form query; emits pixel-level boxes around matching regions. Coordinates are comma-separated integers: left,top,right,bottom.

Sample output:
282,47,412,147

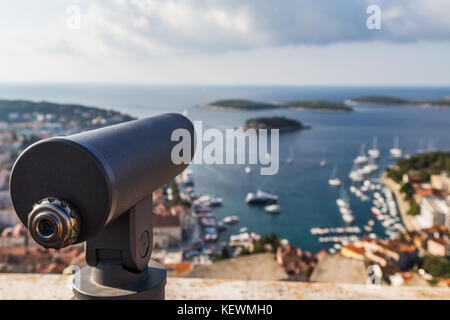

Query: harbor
176,133,415,257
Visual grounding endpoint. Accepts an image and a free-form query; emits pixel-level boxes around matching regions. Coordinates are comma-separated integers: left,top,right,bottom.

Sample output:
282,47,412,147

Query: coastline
345,99,450,109
236,124,310,132
286,106,352,113
198,103,351,113
197,104,276,111
380,173,421,233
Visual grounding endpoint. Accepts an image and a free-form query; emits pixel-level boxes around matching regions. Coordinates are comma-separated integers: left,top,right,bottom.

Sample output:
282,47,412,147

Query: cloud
77,0,450,54
2,0,450,58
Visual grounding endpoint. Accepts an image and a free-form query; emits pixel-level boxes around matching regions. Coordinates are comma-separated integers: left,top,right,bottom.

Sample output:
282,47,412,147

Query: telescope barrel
10,113,194,246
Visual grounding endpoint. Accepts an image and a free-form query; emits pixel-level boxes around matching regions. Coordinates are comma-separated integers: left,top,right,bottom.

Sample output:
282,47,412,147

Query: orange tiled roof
343,243,365,255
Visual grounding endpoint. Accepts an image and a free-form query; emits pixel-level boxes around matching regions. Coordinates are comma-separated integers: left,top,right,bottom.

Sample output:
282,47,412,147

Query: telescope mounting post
72,195,166,300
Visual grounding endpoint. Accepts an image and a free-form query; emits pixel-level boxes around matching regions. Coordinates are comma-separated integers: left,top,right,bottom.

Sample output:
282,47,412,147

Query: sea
1,84,450,253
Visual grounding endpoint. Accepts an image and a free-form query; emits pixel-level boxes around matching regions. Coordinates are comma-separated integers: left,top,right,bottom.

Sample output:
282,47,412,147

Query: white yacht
328,166,342,186
368,136,380,159
361,158,379,175
354,143,369,164
239,227,248,233
349,163,364,182
223,216,240,224
265,204,281,214
390,136,402,158
286,147,294,165
336,189,354,223
320,151,326,167
246,189,278,204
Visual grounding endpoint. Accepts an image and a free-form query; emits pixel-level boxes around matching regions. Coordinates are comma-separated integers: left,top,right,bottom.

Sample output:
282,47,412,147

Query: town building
427,238,450,257
418,195,450,229
431,172,450,193
153,214,182,249
341,237,417,272
170,204,194,239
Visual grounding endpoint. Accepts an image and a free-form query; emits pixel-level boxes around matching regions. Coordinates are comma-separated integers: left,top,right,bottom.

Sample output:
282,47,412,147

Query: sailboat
368,136,380,159
354,143,368,164
336,188,354,223
390,136,402,158
349,162,364,182
328,166,342,186
361,157,379,175
286,147,294,165
320,151,326,167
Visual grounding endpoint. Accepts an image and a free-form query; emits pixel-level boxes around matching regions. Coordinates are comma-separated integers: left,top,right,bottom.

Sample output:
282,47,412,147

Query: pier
380,173,420,233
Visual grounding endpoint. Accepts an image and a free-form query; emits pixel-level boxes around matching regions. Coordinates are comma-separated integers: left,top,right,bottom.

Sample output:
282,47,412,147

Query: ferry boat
264,204,281,213
245,190,278,204
368,136,380,159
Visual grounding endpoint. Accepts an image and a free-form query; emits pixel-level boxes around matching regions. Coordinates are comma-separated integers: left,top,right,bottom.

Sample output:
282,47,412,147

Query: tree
420,255,450,279
400,182,414,199
407,201,420,216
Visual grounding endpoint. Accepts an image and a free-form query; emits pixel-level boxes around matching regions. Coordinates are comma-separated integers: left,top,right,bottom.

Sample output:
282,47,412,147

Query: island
278,100,352,112
237,116,310,133
199,99,277,110
346,95,450,108
200,99,352,112
348,96,409,105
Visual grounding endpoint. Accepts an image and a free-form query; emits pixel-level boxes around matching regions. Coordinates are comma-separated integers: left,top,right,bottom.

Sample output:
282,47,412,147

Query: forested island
200,99,352,112
200,99,276,110
238,116,310,132
347,95,450,108
279,100,352,112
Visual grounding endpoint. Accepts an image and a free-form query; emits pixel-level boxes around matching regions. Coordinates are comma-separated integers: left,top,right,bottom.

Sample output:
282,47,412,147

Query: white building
153,214,182,249
431,172,450,192
418,195,450,229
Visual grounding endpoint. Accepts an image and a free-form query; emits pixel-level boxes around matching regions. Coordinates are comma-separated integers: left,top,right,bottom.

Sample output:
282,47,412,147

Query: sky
0,0,449,86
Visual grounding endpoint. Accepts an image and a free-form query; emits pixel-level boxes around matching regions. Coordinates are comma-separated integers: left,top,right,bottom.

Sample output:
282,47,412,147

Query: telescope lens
37,218,56,238
27,198,80,249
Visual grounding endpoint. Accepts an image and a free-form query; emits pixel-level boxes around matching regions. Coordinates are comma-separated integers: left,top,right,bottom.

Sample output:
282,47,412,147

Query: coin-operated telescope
10,113,195,299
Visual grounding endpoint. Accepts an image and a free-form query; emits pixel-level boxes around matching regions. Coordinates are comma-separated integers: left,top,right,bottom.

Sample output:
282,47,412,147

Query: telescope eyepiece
28,198,80,249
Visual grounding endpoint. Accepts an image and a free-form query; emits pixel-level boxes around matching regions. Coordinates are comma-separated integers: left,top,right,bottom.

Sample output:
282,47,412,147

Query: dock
380,173,420,233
